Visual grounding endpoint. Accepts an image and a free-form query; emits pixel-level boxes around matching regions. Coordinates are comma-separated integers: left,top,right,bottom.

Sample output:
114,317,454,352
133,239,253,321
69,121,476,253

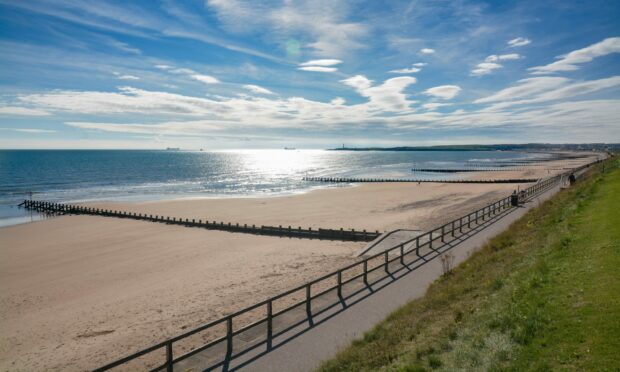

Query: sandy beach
0,154,599,371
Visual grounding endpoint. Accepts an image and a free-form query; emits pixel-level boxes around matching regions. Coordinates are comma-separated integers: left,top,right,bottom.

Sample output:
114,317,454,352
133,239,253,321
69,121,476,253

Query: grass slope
319,159,620,372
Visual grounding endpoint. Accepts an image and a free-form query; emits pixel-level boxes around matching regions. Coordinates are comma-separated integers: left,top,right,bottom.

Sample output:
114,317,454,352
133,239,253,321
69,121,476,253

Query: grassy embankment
319,158,620,371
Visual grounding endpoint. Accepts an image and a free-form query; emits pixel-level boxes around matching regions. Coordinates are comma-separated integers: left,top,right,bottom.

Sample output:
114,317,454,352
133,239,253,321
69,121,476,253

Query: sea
0,149,548,227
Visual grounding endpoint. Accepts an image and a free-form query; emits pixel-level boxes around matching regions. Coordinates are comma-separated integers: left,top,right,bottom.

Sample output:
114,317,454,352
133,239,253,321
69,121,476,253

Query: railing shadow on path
225,204,521,372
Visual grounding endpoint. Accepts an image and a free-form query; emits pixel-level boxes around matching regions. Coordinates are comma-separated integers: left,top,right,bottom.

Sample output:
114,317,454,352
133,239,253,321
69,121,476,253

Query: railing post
306,284,313,326
225,316,233,368
363,260,368,287
468,214,471,228
451,221,455,237
400,244,405,265
337,271,342,299
165,341,173,372
441,225,445,242
416,237,420,256
267,300,273,350
384,251,389,274
429,232,433,250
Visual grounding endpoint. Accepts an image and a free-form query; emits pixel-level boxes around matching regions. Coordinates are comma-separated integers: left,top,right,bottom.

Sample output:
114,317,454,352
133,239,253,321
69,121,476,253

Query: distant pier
302,176,538,184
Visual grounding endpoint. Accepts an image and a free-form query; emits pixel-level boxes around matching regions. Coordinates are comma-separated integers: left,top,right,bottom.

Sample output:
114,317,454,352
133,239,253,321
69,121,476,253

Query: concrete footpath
237,184,563,372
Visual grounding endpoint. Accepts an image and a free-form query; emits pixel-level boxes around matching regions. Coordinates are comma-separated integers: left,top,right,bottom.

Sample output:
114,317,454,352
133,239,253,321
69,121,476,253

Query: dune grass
318,158,620,372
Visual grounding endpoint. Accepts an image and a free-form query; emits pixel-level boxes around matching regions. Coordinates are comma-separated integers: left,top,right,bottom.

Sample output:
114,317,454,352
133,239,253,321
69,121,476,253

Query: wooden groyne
20,200,380,242
302,176,538,184
411,167,519,173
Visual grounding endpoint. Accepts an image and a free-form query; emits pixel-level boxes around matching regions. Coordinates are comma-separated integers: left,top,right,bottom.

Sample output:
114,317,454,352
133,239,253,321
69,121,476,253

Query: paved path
233,184,562,372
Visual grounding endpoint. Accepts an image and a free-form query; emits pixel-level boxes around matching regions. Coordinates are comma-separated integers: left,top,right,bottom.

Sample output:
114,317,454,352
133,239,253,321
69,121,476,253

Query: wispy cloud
299,59,342,67
113,72,140,80
476,76,620,110
507,37,531,47
190,74,220,84
424,85,462,99
0,107,51,116
529,37,620,74
471,62,503,76
0,127,56,133
471,54,521,76
298,66,338,73
485,53,520,62
423,103,452,111
298,58,342,73
206,0,368,57
243,84,275,95
420,48,435,54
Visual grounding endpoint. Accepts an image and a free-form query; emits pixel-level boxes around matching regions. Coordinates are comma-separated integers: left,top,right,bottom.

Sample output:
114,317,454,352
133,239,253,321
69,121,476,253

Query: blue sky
0,0,619,149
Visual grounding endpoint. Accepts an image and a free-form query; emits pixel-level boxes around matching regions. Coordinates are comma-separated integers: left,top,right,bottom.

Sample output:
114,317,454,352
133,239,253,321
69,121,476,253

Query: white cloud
422,103,452,111
298,66,338,73
485,53,520,62
342,75,417,112
529,37,620,74
413,62,427,67
0,127,56,133
206,0,368,57
340,75,373,90
471,62,503,76
117,74,140,80
475,77,568,103
155,64,172,70
243,84,275,95
420,48,435,54
424,85,462,100
507,37,531,47
389,67,421,74
190,74,220,84
299,59,342,67
0,106,51,116
475,76,620,110
8,75,618,142
472,53,522,76
389,66,421,74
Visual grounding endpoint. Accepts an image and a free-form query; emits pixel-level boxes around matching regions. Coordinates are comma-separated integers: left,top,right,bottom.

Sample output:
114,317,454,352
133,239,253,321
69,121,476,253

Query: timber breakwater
19,200,380,242
302,176,538,183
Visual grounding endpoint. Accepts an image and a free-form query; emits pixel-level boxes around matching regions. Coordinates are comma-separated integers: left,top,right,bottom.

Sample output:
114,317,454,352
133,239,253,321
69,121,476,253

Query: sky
0,0,619,149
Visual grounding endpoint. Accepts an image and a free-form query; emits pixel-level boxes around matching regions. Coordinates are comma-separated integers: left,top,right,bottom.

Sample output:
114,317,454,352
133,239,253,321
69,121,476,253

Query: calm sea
0,149,545,227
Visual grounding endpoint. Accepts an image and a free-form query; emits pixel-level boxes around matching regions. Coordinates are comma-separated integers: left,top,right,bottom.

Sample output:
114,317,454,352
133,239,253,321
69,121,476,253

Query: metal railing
26,158,587,371
90,162,605,372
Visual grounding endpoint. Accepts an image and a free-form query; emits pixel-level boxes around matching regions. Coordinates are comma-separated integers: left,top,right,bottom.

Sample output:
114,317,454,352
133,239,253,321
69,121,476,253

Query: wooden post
363,260,368,287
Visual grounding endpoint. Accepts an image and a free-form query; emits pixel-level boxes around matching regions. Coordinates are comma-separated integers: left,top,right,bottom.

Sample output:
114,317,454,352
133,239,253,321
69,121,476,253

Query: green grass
318,159,620,372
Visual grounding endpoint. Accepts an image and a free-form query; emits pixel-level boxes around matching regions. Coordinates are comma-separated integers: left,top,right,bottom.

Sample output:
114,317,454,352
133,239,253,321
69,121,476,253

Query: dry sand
0,154,598,371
